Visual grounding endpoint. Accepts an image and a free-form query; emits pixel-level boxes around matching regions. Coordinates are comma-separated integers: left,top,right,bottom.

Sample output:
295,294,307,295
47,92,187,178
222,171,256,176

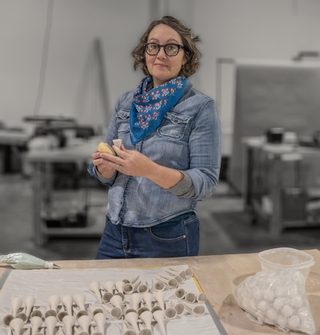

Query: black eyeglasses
145,43,184,57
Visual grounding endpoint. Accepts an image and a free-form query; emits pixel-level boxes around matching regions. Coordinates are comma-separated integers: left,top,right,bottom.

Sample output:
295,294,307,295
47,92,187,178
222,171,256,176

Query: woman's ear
182,50,189,65
182,55,187,66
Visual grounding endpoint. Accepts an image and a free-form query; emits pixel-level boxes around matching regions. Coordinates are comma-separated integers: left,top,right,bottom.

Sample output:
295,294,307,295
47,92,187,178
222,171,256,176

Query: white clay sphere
264,290,275,302
277,314,288,328
291,295,303,309
252,289,263,301
257,300,269,312
266,307,278,322
288,285,299,298
247,298,257,311
274,286,287,297
273,297,286,311
288,315,300,329
296,306,309,318
281,304,294,318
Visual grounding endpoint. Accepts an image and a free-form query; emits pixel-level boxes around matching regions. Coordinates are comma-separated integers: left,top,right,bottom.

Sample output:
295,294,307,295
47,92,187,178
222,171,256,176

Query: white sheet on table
0,265,221,335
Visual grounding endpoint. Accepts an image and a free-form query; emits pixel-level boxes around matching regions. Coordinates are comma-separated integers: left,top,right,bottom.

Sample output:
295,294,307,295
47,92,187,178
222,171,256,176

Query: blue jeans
95,212,199,259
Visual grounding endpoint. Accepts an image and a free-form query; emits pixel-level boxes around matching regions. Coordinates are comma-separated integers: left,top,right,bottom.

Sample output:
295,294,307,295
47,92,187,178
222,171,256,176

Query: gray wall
1,0,320,137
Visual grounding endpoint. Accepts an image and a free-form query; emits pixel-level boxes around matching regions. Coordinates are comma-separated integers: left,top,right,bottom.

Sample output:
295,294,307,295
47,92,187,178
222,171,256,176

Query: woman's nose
156,47,167,58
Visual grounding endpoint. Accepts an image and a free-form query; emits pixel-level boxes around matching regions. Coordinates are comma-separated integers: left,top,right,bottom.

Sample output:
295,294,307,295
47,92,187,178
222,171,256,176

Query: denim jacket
87,78,221,228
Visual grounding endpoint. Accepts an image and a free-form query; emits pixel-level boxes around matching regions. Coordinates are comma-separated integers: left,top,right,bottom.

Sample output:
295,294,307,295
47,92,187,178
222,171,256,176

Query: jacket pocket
116,109,130,134
157,112,191,139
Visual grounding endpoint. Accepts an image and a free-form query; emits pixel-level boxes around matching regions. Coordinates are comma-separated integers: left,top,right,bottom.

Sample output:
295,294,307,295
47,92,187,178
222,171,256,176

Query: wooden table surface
1,250,319,335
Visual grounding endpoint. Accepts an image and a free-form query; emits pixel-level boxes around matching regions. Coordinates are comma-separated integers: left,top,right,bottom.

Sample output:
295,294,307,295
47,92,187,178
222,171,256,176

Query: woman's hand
91,150,116,178
105,145,153,178
106,144,184,189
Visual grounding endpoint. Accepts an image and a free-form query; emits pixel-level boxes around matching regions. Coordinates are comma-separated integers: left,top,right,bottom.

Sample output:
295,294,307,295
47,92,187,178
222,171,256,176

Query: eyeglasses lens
146,44,179,56
165,45,178,56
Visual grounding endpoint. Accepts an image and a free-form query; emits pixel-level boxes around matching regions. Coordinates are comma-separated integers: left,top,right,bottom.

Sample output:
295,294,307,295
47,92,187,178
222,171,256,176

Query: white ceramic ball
274,286,287,297
273,297,286,311
296,306,309,318
281,304,294,318
266,307,278,321
252,289,263,301
288,285,299,298
276,314,288,328
264,290,275,302
247,298,257,311
288,315,300,329
257,300,268,312
291,295,303,309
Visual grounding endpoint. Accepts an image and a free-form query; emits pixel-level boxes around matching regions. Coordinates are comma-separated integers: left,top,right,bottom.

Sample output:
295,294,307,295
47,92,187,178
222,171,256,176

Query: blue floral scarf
129,75,186,144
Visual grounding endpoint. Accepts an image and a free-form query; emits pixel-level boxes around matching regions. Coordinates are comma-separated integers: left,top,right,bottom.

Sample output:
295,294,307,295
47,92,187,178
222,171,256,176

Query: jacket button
120,201,123,205
174,119,178,123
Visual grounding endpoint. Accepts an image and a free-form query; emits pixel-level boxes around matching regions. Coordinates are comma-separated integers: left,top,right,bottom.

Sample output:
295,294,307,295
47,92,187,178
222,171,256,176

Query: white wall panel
0,0,320,138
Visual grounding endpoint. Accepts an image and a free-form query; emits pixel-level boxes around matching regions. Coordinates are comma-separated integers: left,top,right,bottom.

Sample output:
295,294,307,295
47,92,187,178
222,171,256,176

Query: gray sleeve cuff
94,166,116,184
166,171,196,198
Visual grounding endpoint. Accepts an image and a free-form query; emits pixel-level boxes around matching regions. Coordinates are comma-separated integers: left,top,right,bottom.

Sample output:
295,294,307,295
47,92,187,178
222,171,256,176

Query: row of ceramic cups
3,291,205,335
98,287,206,335
6,313,104,335
89,267,194,304
2,295,105,335
118,292,206,335
153,267,193,291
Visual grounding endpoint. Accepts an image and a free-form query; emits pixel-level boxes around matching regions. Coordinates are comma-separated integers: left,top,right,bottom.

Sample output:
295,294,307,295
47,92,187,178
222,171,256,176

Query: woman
88,16,221,259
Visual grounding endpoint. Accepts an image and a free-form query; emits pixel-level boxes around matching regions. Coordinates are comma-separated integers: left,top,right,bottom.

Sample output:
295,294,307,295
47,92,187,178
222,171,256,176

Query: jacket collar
179,77,193,102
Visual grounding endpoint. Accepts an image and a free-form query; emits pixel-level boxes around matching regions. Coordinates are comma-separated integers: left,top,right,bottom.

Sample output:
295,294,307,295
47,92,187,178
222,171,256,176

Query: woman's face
145,24,186,88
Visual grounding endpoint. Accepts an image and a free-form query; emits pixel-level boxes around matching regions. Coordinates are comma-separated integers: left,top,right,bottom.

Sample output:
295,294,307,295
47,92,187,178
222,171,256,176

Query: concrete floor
0,174,320,262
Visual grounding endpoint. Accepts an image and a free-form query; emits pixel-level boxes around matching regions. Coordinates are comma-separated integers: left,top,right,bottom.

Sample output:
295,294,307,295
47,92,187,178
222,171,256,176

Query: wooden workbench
1,250,319,334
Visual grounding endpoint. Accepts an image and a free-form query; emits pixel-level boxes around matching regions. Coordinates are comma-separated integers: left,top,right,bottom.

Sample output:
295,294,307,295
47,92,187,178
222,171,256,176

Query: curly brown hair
132,16,201,78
